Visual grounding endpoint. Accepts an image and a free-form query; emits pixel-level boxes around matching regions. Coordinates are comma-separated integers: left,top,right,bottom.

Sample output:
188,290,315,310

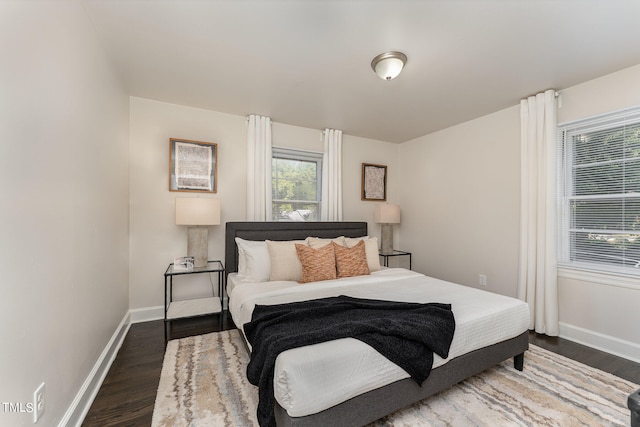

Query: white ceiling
82,0,640,143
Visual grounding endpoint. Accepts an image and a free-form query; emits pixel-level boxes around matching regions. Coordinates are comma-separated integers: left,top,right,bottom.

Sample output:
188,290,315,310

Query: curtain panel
321,128,343,221
246,115,272,221
518,89,559,336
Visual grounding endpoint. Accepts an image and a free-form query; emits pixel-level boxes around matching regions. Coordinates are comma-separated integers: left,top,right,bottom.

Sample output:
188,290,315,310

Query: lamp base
380,223,394,255
187,227,208,268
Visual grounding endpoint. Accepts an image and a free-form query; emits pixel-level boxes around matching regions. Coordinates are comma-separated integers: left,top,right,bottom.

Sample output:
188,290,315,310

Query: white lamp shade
375,204,400,224
175,198,221,225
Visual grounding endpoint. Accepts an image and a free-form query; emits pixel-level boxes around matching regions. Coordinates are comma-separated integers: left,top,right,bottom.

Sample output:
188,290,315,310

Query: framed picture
169,138,217,193
361,163,387,201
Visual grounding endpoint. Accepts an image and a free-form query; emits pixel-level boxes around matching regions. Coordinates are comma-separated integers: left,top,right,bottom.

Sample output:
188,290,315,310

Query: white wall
398,106,521,297
0,2,130,426
343,134,400,238
129,99,397,311
129,98,246,309
398,64,640,360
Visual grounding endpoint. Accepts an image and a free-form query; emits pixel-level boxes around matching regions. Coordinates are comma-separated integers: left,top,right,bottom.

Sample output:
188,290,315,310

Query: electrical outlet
478,274,487,287
33,383,45,423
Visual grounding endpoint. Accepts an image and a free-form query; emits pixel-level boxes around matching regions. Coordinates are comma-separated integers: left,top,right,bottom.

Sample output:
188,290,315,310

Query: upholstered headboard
224,221,368,276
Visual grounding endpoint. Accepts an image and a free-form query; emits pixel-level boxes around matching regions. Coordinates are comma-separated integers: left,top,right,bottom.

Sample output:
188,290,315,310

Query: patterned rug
152,329,637,427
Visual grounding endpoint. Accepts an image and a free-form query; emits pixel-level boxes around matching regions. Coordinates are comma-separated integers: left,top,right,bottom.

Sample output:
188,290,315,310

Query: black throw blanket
243,295,456,427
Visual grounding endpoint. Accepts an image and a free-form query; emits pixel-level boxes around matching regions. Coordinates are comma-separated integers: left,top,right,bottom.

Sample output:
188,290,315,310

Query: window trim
558,266,640,291
271,146,323,221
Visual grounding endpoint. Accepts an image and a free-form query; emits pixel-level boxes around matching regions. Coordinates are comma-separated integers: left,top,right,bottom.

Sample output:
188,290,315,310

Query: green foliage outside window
272,156,320,221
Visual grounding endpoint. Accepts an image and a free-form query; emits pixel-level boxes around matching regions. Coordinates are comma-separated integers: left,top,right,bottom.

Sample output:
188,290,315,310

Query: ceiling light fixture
371,51,407,81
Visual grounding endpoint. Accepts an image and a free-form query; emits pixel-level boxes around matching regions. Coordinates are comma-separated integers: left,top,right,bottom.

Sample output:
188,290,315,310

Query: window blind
558,107,640,275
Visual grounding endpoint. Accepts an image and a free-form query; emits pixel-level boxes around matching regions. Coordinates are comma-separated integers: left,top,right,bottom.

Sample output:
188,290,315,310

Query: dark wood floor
82,313,640,426
528,332,640,384
82,313,236,427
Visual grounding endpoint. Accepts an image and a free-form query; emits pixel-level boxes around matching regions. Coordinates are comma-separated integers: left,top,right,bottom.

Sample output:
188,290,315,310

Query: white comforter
229,268,530,418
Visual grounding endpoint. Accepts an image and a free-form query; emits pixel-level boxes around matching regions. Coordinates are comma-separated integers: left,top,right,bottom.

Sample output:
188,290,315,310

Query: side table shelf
166,297,222,320
164,260,225,342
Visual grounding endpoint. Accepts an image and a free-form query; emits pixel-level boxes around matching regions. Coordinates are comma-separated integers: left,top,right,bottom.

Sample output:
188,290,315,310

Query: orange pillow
333,240,370,278
295,243,337,283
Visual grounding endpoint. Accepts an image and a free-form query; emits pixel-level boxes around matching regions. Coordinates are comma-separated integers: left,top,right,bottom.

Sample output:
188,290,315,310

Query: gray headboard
225,221,368,275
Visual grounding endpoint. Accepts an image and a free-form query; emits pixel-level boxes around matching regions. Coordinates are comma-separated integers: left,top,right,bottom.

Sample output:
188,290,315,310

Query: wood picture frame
169,138,217,193
361,163,387,201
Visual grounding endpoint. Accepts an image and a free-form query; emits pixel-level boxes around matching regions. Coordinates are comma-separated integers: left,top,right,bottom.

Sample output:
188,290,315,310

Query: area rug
151,329,637,427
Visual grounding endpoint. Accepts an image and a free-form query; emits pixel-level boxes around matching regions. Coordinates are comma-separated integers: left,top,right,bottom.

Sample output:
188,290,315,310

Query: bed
225,221,530,427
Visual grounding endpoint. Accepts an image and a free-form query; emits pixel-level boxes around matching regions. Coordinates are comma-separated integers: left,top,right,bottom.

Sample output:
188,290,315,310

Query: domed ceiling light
371,51,407,80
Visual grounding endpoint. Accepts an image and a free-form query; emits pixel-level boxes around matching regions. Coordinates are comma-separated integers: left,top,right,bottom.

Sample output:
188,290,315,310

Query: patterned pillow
295,243,337,283
333,240,370,278
344,236,381,272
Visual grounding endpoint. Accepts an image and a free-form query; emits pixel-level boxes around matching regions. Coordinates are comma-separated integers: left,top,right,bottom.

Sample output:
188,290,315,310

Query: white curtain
321,128,343,221
246,115,272,221
518,89,559,336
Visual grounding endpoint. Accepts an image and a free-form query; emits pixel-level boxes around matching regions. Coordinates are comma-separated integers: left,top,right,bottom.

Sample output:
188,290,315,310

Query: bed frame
225,221,529,427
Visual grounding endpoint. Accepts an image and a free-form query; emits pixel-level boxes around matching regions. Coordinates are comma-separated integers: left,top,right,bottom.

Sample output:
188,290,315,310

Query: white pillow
345,236,381,272
235,237,270,282
266,240,307,281
305,236,346,248
343,236,369,246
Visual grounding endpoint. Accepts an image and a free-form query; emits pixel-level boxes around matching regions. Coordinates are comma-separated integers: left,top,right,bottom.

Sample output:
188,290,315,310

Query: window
271,147,322,221
558,107,640,276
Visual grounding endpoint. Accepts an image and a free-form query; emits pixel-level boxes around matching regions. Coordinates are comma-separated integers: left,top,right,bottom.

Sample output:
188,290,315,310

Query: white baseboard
559,322,640,364
130,305,164,323
128,300,228,323
58,312,131,427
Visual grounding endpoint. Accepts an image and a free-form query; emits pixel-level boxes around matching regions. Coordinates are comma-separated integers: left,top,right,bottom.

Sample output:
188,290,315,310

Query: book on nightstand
173,256,194,272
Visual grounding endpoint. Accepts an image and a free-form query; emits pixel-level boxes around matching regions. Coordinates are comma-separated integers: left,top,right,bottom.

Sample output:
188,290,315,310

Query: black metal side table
379,250,412,270
163,260,225,342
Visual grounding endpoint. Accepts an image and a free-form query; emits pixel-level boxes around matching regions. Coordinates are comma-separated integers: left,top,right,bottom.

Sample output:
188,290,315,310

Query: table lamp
375,203,400,255
175,198,221,267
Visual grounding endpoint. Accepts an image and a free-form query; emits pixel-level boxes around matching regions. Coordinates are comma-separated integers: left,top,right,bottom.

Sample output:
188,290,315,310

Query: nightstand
379,250,412,270
164,260,225,342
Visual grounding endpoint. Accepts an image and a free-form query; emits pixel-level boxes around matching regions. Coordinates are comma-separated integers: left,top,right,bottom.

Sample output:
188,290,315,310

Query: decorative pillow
295,243,337,283
333,240,370,278
235,238,270,282
344,236,381,272
306,236,346,248
266,240,307,281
